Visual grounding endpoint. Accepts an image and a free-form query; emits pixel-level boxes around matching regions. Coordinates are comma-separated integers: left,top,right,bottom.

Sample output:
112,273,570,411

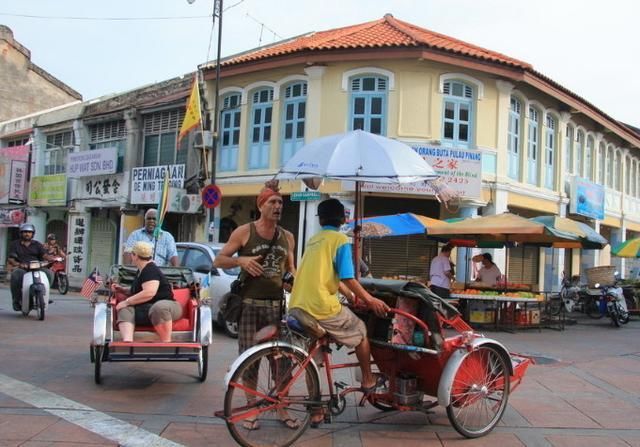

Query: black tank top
238,223,288,300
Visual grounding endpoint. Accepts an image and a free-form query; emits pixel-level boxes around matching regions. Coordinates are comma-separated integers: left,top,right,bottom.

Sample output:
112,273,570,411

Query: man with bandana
214,180,297,430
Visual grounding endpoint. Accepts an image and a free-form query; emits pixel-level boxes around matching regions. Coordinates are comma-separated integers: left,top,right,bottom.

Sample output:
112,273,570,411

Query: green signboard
29,174,67,206
291,191,322,202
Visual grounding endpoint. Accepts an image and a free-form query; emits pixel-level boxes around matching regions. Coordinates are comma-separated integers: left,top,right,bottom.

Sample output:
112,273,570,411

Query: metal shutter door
89,217,116,278
363,235,438,282
507,245,539,285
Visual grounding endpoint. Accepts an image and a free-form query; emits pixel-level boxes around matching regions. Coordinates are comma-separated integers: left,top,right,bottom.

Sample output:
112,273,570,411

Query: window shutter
377,78,387,91
443,81,451,95
464,85,473,98
351,78,361,92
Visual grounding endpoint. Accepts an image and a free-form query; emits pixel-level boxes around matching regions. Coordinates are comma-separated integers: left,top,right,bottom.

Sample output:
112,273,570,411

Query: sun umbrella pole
354,181,361,280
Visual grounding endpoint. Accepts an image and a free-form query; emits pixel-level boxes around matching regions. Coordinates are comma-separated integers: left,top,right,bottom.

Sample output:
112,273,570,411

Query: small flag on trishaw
81,267,103,297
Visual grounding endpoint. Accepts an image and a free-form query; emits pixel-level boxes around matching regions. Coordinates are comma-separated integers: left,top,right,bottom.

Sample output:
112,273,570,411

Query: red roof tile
222,14,531,69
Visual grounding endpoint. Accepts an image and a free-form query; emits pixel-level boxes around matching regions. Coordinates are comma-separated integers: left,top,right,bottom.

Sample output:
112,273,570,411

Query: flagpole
208,0,223,242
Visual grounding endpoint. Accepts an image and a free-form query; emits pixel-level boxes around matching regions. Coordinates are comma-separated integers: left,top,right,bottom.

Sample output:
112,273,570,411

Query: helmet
19,223,35,233
47,233,57,240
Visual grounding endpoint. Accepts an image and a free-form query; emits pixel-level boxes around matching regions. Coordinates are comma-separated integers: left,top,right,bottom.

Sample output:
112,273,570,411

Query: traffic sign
291,191,321,202
201,184,222,209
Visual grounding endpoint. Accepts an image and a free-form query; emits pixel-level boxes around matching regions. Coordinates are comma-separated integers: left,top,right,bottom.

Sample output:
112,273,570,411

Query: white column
494,80,514,183
455,206,478,284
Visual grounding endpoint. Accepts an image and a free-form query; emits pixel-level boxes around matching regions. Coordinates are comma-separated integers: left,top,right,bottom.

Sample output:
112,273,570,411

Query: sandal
360,374,385,396
242,418,260,431
279,417,301,429
310,409,325,428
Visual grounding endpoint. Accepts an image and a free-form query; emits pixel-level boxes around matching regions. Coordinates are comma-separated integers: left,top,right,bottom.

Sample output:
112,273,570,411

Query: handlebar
387,307,430,335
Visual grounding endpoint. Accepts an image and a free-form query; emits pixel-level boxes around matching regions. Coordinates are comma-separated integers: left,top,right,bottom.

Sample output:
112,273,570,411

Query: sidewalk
0,289,639,446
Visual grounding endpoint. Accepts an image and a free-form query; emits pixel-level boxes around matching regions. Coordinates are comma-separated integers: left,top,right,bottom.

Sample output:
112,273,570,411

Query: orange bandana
257,188,281,208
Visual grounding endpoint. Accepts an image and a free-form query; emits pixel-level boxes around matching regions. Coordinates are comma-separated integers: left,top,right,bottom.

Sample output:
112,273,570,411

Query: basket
585,266,616,288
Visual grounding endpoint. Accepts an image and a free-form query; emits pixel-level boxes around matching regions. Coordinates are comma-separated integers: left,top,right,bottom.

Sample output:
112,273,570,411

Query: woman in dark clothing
110,241,182,342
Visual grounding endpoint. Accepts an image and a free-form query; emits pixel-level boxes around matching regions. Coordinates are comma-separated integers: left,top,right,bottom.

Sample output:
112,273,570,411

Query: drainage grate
528,355,559,365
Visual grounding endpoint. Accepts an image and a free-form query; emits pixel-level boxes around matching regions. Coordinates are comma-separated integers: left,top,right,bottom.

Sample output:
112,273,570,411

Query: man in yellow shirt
289,199,389,417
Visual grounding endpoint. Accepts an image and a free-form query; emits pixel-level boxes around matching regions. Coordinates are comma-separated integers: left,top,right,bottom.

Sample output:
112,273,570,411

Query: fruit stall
450,285,545,332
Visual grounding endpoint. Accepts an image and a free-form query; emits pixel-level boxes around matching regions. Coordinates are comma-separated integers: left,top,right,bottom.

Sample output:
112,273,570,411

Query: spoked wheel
224,345,320,447
58,275,69,294
217,314,239,338
94,346,103,384
36,291,45,321
197,346,209,382
547,298,563,316
446,345,510,438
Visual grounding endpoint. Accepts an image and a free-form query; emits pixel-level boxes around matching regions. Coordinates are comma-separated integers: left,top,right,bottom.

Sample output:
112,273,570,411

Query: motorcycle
589,275,630,327
548,272,582,315
20,260,51,321
50,257,68,294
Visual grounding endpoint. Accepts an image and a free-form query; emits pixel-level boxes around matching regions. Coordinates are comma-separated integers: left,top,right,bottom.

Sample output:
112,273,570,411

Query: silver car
176,242,240,338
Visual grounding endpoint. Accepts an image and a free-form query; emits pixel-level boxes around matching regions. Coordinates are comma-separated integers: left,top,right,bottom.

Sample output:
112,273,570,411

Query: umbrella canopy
530,216,608,249
611,238,640,258
345,213,448,238
426,212,580,245
276,129,438,183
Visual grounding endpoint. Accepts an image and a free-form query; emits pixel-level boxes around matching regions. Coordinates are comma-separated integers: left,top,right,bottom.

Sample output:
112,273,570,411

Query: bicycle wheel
197,346,208,382
547,297,563,316
58,275,69,294
446,345,510,438
224,345,320,447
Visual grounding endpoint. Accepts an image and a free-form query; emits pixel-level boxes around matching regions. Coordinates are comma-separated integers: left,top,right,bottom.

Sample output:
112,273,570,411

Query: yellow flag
177,76,201,146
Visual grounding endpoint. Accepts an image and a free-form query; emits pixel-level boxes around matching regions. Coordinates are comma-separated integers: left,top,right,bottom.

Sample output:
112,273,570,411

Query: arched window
219,93,241,171
442,80,474,148
598,142,606,184
607,146,614,188
585,136,594,180
248,88,274,169
349,75,387,135
544,114,556,190
508,96,521,180
575,130,584,177
527,107,540,185
280,81,307,165
565,125,574,174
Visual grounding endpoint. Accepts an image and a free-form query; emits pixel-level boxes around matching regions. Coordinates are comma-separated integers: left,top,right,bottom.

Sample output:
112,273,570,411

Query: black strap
237,225,281,283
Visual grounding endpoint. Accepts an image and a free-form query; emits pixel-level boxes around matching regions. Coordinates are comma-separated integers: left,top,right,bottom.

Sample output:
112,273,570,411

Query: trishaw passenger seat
111,288,196,332
287,308,326,338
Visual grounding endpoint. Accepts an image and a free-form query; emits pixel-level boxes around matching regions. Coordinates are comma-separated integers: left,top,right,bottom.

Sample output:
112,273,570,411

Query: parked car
176,242,240,337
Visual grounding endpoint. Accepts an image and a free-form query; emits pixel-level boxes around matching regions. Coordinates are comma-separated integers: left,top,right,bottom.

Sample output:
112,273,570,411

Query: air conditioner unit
168,188,202,214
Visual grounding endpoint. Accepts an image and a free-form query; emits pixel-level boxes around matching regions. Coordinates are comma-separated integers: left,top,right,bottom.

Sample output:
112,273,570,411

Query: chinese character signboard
570,176,605,220
29,174,67,206
69,215,89,275
76,173,125,201
0,145,29,204
355,145,482,198
67,147,118,177
130,164,185,204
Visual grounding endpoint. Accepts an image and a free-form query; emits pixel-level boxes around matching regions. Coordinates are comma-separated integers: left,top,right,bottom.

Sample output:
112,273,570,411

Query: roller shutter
89,217,116,277
507,245,539,285
363,235,438,282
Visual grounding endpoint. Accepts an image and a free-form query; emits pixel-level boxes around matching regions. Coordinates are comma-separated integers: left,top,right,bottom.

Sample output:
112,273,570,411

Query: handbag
221,227,281,323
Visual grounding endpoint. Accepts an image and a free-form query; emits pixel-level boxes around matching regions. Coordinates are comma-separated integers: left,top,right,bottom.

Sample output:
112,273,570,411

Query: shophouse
199,14,640,290
1,75,209,288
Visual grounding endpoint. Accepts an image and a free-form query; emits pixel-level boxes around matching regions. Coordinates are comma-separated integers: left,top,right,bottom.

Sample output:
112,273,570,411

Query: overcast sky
2,0,638,125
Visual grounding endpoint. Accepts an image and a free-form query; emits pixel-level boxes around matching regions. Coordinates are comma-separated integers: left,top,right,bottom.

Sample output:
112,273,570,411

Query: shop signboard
69,214,89,275
76,173,127,202
67,147,118,177
570,176,604,220
0,208,26,227
291,191,322,201
28,174,67,206
0,145,29,204
352,144,482,198
130,164,185,204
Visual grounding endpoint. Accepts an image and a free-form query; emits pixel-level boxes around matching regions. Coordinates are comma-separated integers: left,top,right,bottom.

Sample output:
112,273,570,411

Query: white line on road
0,372,185,447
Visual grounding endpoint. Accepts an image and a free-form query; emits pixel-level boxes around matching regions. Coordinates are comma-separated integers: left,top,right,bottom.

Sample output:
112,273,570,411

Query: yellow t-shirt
289,228,353,319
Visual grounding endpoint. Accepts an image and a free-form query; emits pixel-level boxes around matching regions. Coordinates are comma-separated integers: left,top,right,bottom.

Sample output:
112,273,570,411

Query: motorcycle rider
7,223,54,311
44,233,66,259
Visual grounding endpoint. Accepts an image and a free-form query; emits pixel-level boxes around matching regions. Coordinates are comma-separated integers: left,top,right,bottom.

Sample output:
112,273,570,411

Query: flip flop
279,417,301,429
360,374,385,396
242,419,260,431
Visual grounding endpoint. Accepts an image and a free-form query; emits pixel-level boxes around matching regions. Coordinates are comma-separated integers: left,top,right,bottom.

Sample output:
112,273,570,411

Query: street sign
201,184,222,209
291,191,322,202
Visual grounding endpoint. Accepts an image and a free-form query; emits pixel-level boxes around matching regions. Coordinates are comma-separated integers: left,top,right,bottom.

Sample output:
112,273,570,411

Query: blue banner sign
570,177,604,220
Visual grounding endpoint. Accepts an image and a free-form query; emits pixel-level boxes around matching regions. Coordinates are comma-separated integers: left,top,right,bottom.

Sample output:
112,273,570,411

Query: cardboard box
469,310,495,323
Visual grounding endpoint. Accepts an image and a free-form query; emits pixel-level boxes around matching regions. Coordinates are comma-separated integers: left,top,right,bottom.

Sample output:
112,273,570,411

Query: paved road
0,286,639,446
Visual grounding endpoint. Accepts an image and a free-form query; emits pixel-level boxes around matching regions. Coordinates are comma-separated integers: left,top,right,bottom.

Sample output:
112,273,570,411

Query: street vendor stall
612,237,640,315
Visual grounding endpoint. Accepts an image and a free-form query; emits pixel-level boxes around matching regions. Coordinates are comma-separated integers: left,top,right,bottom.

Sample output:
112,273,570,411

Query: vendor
473,253,501,286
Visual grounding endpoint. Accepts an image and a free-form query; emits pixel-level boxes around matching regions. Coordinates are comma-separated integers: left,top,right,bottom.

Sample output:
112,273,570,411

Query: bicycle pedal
334,381,349,390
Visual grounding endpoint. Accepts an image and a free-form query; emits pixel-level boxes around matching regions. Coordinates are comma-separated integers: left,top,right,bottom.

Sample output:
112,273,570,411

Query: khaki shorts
318,306,367,348
117,300,182,326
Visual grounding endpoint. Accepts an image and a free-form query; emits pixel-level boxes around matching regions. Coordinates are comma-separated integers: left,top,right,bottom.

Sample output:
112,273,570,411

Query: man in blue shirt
123,209,179,267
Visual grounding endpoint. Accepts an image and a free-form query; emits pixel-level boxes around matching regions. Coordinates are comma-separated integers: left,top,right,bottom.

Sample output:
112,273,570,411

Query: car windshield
213,248,241,276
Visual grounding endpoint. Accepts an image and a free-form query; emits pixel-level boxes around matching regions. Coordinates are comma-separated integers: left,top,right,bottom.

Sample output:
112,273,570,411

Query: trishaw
90,265,212,384
219,279,531,446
